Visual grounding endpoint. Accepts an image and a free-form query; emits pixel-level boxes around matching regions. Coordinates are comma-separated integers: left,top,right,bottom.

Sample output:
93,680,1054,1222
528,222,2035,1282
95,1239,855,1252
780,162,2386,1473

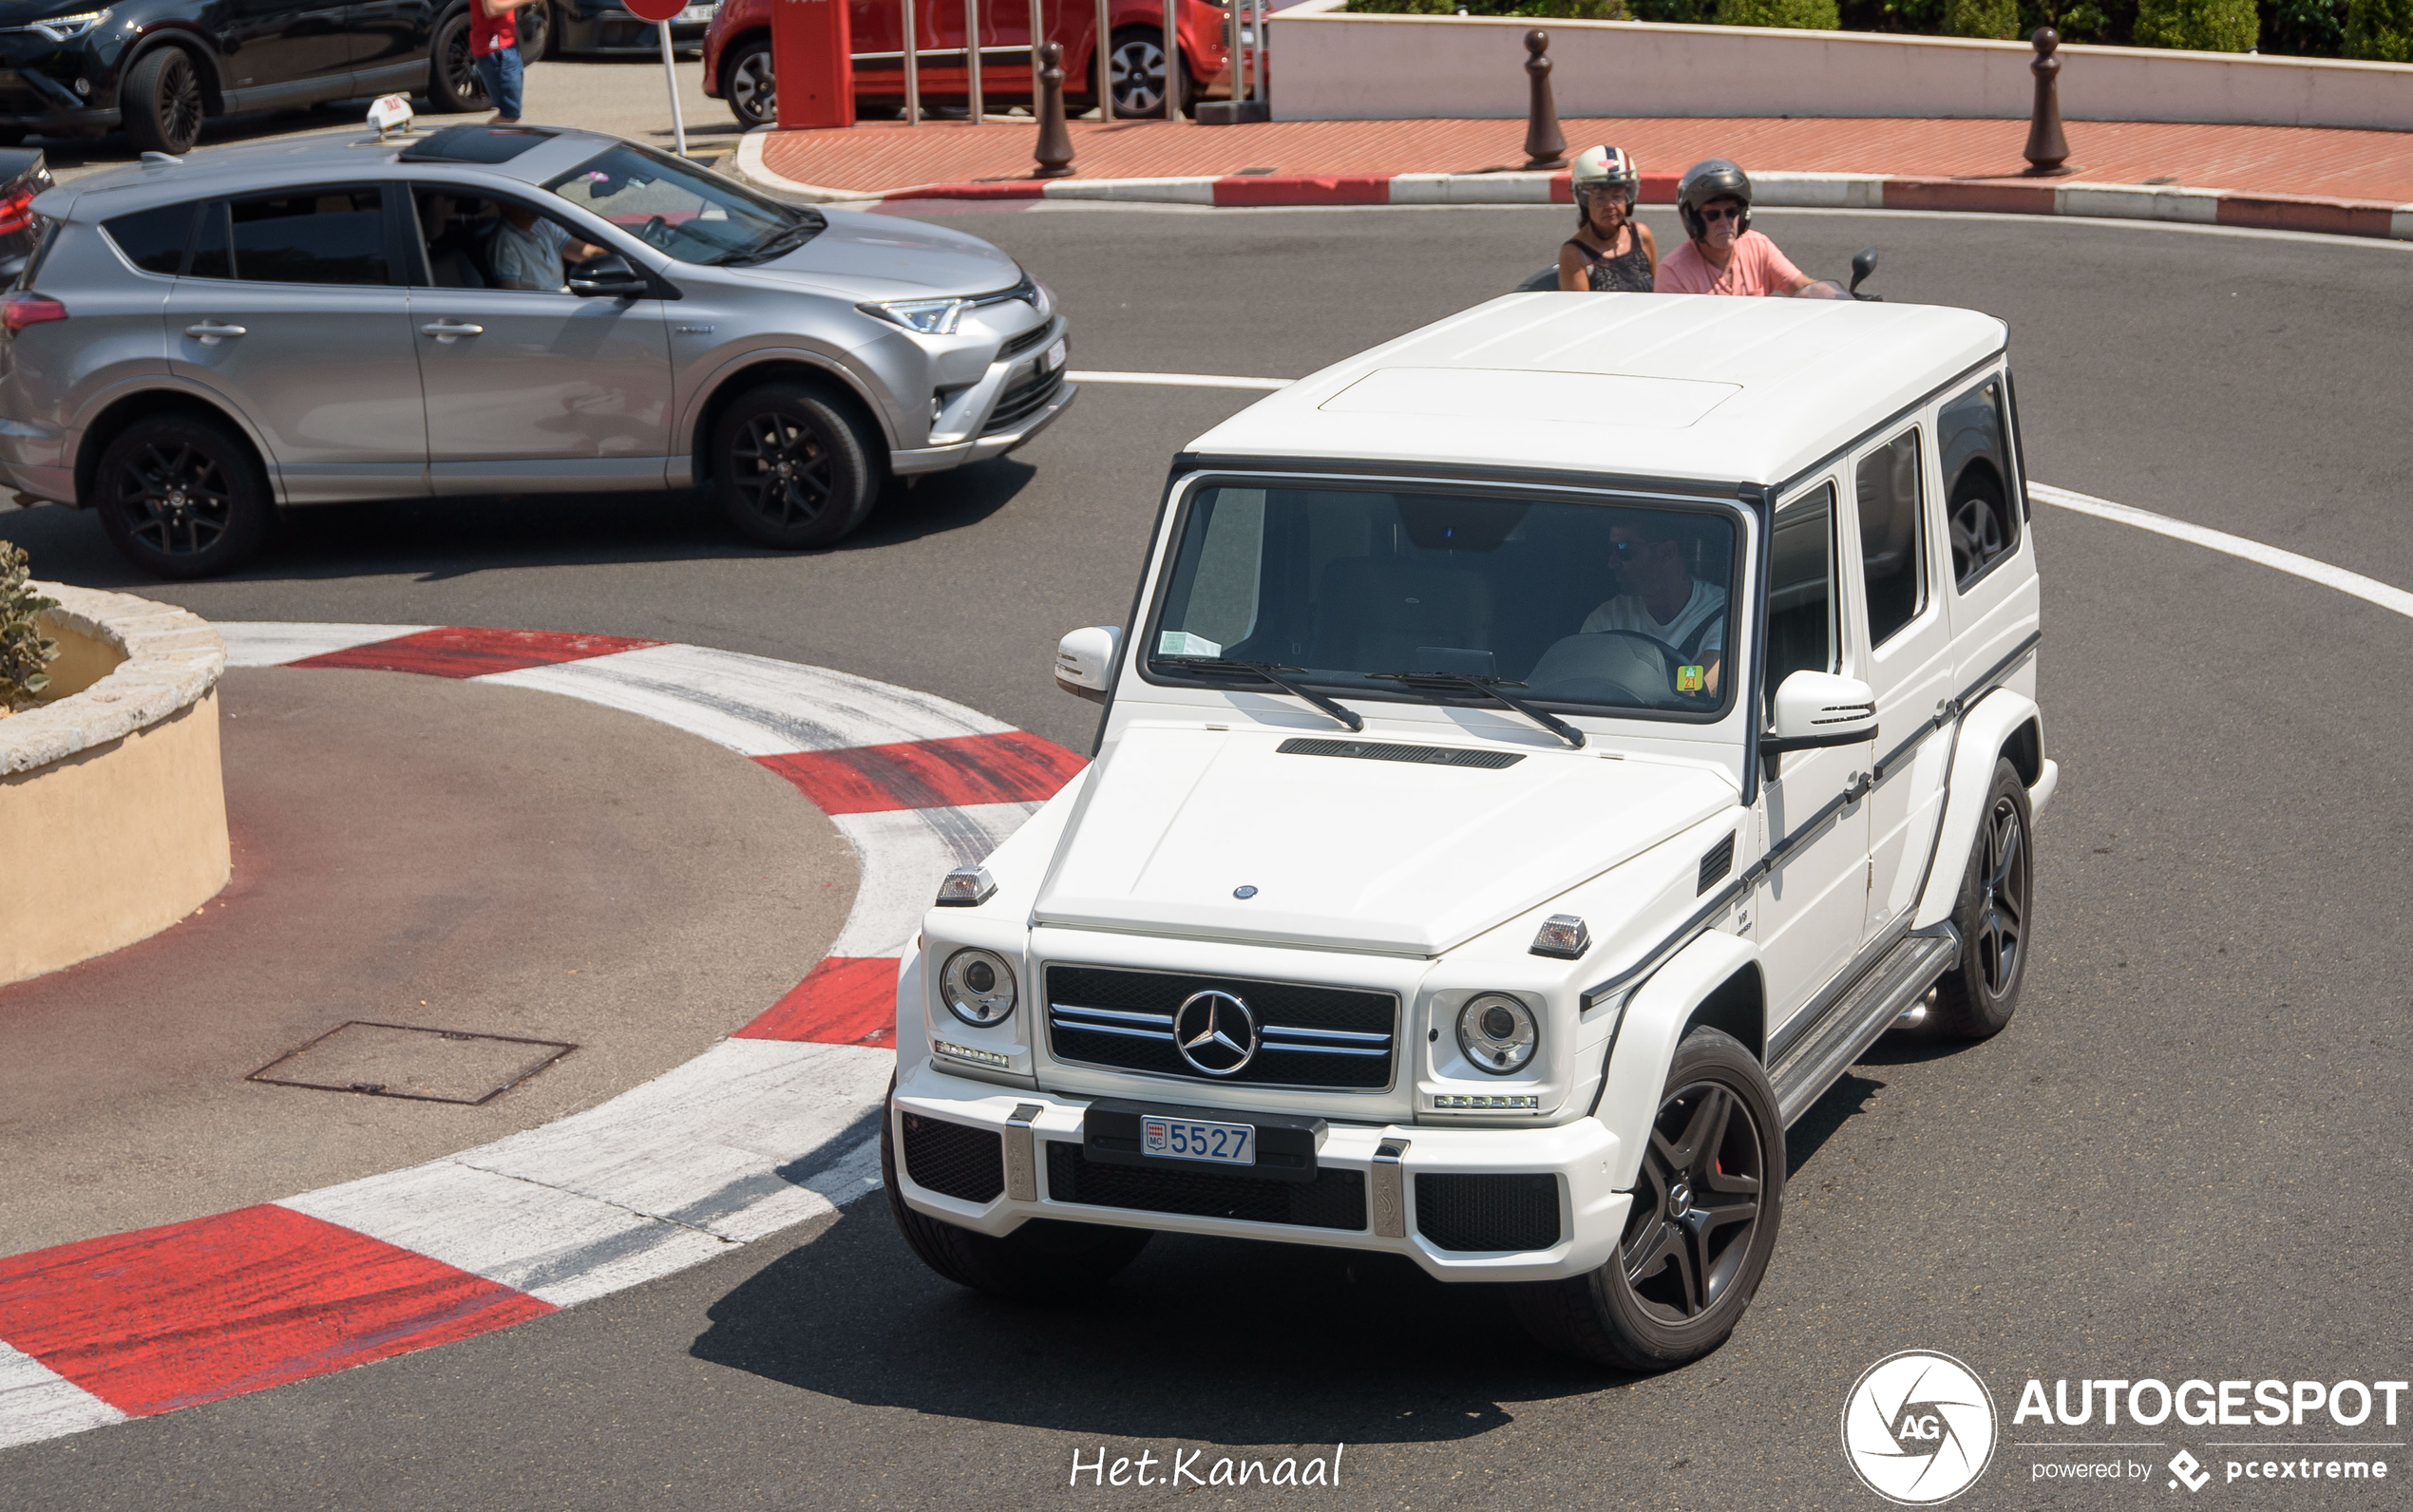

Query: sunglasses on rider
1700,204,1745,224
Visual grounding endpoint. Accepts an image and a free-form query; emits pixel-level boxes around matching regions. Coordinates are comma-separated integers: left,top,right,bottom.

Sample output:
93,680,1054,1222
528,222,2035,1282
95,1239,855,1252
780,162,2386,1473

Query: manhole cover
248,1021,577,1106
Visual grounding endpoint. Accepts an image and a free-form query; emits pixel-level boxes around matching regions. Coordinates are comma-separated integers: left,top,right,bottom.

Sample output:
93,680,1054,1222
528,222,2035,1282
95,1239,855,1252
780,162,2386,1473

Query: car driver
488,201,609,293
1582,516,1725,697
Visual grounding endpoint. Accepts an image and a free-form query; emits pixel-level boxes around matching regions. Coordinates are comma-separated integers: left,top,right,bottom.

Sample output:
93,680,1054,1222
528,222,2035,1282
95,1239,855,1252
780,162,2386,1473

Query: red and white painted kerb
730,133,2413,243
0,625,1082,1452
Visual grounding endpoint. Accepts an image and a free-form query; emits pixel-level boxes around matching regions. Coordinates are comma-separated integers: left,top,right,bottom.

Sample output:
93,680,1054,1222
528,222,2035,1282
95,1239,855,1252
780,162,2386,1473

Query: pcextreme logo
1843,1351,2001,1505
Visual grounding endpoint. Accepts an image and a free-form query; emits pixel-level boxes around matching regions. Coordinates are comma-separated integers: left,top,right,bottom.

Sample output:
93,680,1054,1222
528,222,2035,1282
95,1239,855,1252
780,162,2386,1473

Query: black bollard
1033,41,1074,180
1524,29,1566,171
2023,28,2071,174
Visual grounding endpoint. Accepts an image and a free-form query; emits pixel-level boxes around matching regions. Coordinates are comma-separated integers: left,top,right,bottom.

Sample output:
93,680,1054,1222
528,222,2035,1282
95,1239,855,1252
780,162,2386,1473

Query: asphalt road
6,205,2413,1510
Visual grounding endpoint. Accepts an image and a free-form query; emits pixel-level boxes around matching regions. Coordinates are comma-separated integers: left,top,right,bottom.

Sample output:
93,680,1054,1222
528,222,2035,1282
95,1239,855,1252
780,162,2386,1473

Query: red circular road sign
622,0,687,24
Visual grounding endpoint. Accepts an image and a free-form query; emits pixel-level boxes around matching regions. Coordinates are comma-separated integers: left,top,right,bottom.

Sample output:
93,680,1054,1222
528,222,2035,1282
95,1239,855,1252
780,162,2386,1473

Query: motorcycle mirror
1850,246,1880,293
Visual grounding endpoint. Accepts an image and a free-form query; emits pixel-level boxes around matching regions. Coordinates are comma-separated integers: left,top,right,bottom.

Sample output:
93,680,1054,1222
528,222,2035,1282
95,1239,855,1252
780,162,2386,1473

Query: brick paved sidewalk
757,114,2413,208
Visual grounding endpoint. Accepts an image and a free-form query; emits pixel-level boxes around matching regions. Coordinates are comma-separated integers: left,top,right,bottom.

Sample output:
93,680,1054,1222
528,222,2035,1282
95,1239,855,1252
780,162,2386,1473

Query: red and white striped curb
730,135,2413,242
0,624,1083,1452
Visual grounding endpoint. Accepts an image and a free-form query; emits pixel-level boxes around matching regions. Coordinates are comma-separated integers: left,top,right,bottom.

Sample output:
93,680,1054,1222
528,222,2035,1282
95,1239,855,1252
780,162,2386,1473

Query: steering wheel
636,215,674,250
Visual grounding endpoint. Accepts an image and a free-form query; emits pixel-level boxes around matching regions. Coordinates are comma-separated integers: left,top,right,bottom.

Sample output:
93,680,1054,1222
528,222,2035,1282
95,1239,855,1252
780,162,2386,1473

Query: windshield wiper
1367,671,1586,749
1153,656,1364,733
714,216,825,266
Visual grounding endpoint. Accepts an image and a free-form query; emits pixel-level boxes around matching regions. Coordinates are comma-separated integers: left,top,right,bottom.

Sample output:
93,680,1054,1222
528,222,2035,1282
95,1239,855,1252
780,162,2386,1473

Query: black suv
0,0,538,156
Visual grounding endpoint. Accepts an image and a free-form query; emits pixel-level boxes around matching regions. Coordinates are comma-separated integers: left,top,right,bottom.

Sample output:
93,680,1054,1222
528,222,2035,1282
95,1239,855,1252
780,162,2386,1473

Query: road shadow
1784,1069,1884,1180
691,1204,1634,1446
0,459,1033,589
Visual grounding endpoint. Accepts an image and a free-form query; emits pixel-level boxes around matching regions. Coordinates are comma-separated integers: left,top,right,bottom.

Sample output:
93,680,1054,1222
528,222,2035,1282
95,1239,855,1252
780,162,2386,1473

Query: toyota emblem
1173,990,1259,1077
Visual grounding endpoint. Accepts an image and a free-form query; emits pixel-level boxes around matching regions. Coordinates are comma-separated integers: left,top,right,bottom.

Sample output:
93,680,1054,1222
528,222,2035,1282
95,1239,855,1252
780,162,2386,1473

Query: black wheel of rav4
1928,757,2033,1040
712,383,880,550
122,47,206,157
880,1093,1150,1299
1512,1027,1784,1371
93,413,271,579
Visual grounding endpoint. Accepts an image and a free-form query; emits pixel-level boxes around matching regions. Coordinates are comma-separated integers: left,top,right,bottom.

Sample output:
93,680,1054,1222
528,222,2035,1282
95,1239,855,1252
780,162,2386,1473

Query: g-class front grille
1044,965,1396,1091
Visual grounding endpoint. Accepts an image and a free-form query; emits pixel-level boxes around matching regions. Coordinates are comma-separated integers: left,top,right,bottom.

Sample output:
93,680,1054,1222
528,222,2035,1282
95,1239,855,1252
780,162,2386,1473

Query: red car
702,0,1245,129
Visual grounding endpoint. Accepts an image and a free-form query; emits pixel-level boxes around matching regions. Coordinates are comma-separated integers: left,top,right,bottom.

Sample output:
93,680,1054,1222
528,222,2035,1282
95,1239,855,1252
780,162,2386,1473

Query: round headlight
940,948,1017,1027
1457,992,1538,1074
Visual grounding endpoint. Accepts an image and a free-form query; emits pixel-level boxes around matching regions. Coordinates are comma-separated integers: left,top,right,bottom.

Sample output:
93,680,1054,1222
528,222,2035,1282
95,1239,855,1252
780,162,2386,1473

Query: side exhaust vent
1698,833,1736,895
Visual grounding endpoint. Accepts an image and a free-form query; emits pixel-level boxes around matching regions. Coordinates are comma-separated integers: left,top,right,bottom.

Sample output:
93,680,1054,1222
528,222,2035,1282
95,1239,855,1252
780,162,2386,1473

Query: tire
92,412,272,579
429,8,486,112
1106,27,1178,119
711,382,880,550
1928,757,2033,1040
723,37,773,128
120,47,206,157
1511,1027,1784,1371
879,1090,1150,1300
521,0,554,61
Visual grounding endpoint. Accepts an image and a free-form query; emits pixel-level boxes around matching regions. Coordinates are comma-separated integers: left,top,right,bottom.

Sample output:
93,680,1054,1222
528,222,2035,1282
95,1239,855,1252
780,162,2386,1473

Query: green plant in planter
1720,0,1843,24
1945,0,2022,33
2135,0,2259,47
1,541,61,712
2344,0,2413,56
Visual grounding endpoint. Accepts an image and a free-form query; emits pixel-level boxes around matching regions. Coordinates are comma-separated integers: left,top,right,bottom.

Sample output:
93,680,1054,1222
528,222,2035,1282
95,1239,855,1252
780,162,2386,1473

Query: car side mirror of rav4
1054,625,1122,705
567,254,649,299
1760,671,1878,755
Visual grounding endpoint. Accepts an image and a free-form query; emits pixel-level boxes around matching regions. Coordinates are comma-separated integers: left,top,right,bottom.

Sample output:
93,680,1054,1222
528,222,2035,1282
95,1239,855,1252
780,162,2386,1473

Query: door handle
420,320,484,343
1842,771,1872,803
184,321,245,344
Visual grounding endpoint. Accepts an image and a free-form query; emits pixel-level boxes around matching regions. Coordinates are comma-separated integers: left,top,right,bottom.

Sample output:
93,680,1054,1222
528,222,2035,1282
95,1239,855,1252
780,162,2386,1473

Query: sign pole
657,19,688,155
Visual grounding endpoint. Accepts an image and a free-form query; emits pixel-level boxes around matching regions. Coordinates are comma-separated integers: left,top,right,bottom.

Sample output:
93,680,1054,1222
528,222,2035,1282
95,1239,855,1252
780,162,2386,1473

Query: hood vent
1278,737,1524,770
1698,833,1737,895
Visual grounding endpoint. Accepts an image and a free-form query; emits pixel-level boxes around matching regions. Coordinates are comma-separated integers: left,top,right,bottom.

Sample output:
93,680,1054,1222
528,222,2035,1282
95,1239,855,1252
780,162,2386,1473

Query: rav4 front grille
1044,965,1396,1091
984,368,1064,434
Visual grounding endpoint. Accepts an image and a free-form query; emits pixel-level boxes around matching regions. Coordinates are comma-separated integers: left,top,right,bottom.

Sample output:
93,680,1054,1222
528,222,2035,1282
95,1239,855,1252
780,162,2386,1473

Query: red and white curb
730,134,2413,242
0,625,1083,1452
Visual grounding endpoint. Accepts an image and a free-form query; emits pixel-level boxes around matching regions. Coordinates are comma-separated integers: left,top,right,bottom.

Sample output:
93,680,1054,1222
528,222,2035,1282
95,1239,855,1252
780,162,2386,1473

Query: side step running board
1769,927,1962,1127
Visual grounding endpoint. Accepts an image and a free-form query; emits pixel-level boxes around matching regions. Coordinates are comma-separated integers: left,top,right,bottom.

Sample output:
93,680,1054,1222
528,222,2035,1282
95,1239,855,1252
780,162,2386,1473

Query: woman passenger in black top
1556,144,1657,293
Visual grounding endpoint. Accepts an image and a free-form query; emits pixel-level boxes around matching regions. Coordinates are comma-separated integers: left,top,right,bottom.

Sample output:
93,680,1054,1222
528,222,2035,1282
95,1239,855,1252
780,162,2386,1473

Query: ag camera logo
1843,1351,2000,1504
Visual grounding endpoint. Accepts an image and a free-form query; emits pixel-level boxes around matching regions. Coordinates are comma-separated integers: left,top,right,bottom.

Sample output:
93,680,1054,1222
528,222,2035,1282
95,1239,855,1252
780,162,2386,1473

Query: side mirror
1849,246,1880,296
567,253,649,299
1761,671,1876,755
1054,625,1122,705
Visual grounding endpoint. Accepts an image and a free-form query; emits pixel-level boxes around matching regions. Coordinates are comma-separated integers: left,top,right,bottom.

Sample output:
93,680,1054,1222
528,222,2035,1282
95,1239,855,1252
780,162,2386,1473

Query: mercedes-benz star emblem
1173,990,1259,1077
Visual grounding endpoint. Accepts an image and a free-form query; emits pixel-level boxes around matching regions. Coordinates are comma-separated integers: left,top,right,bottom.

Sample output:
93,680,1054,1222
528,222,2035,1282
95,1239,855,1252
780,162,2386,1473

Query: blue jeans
474,46,523,120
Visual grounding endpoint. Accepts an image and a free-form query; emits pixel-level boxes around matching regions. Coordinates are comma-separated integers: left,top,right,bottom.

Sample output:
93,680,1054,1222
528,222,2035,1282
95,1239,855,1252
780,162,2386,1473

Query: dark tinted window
187,200,231,279
104,202,196,274
1854,427,1926,647
1764,484,1836,717
1939,376,2021,589
215,189,390,286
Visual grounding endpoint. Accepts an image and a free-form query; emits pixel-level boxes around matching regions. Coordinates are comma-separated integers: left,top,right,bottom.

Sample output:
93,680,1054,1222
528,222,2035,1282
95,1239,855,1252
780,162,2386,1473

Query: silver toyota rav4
0,122,1074,577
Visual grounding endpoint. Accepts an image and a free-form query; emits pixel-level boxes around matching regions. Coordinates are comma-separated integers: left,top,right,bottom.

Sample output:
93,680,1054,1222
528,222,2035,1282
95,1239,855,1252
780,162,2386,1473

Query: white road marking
831,801,1044,957
1069,375,2413,622
0,1344,125,1450
216,623,438,667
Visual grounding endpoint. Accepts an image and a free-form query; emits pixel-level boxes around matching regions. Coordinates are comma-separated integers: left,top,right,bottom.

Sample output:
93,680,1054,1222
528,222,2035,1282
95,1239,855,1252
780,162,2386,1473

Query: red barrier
773,0,856,130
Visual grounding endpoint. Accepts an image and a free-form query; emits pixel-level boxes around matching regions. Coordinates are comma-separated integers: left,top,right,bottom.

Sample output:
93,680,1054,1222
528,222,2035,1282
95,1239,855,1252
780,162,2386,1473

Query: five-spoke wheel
1930,756,2034,1038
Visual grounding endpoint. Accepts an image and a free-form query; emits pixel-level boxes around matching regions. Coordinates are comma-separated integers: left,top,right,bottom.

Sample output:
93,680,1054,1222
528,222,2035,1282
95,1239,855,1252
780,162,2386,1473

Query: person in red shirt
1656,159,1841,298
470,0,543,123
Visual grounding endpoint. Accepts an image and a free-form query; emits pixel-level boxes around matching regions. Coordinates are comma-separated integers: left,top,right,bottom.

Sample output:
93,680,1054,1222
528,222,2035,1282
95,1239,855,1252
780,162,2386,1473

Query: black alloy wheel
122,47,205,156
1929,757,2034,1039
725,39,774,128
712,383,879,549
521,0,554,61
430,8,486,112
1107,28,1171,118
1511,1026,1785,1371
93,414,270,579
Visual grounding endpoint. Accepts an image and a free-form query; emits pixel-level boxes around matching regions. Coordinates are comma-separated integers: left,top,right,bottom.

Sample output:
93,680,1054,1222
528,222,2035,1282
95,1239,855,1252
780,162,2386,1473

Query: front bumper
889,377,1076,476
891,1058,1631,1282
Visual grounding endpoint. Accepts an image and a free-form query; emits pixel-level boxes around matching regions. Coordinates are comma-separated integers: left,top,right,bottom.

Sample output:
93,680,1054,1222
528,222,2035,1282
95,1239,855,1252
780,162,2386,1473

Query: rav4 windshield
546,143,824,266
1150,483,1741,719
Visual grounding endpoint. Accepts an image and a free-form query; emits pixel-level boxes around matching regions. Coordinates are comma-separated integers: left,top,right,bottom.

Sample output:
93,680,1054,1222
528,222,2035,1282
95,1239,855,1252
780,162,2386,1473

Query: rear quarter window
104,202,198,274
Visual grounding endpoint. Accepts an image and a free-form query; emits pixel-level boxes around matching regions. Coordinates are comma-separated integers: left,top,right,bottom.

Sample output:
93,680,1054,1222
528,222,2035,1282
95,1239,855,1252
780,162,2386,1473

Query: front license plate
1042,337,1067,372
1142,1115,1254,1166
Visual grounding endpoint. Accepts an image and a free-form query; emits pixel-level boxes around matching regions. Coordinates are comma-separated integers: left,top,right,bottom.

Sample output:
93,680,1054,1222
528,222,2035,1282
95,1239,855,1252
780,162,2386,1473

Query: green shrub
2134,0,2260,47
1341,0,1628,15
1720,0,1842,26
2343,0,2413,56
1943,0,2021,33
0,541,60,711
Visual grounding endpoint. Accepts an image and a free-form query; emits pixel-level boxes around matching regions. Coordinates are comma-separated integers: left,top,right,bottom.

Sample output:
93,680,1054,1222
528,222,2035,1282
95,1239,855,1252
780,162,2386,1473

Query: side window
103,202,198,274
1763,483,1836,716
185,189,390,286
1938,375,2021,590
1854,427,1926,648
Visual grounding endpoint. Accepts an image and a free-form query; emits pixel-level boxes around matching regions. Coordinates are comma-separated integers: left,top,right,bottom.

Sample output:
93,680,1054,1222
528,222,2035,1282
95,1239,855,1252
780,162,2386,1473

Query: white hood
1034,726,1736,956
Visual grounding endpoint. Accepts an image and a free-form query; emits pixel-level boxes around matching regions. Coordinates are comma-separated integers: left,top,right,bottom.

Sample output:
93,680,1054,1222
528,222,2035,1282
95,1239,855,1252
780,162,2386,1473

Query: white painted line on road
1068,370,1293,390
2029,482,2413,622
831,801,1043,958
0,1344,125,1450
219,623,437,668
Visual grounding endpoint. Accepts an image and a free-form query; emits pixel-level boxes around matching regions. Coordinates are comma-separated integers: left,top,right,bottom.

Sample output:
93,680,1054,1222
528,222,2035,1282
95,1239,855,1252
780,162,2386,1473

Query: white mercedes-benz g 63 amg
881,293,2056,1370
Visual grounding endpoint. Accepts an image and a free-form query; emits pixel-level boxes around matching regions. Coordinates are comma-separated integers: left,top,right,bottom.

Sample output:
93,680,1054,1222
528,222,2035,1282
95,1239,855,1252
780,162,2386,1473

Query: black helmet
1678,158,1752,240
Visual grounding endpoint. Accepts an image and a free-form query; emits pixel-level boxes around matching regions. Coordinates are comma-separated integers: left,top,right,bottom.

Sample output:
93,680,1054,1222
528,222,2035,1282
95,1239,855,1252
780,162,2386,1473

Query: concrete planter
1268,5,2413,131
1,585,229,986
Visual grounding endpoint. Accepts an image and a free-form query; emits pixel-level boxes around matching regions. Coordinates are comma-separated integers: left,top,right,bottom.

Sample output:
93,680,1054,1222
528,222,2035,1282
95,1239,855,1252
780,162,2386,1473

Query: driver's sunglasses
1700,204,1745,224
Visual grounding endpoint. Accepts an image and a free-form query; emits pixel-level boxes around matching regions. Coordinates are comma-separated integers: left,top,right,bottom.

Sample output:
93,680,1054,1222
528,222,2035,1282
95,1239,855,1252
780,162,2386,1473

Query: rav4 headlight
940,948,1016,1027
859,296,971,336
29,9,107,39
1457,992,1538,1074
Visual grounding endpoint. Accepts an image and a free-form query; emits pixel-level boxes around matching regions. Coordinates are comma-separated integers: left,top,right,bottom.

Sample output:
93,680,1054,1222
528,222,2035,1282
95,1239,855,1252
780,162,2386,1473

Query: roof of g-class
1184,293,2009,490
